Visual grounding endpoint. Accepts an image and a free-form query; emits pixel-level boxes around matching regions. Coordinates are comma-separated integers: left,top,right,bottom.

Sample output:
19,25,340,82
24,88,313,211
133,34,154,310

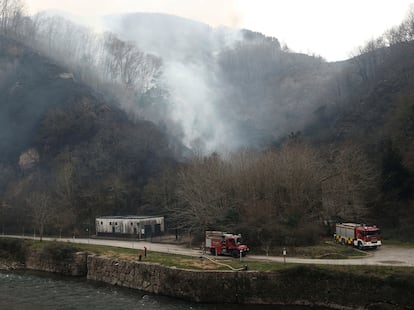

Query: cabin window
115,222,118,225
100,222,103,225
131,223,133,226
109,222,112,225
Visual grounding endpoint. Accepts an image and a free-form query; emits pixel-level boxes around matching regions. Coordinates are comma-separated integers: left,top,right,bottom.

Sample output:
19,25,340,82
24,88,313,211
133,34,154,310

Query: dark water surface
0,270,326,309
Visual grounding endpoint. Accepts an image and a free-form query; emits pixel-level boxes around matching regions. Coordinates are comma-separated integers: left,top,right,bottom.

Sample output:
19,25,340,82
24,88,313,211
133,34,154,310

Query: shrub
0,238,27,262
41,242,80,261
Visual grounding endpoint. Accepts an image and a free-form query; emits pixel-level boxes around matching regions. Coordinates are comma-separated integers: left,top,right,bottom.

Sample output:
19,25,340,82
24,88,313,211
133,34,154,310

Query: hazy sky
26,0,414,61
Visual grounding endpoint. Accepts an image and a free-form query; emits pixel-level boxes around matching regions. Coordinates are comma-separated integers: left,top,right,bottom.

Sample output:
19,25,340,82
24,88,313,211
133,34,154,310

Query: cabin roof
96,215,163,220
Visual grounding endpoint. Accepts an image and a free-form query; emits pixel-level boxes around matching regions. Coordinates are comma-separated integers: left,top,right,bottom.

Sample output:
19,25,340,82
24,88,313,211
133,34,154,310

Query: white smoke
161,61,240,153
101,13,245,153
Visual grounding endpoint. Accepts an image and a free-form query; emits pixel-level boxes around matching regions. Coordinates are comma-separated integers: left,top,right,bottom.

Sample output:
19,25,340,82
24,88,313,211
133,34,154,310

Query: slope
103,12,342,150
0,36,176,235
303,40,414,238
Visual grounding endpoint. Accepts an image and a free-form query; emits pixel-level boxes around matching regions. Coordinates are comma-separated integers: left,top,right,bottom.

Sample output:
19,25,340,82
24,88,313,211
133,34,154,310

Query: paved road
3,235,414,267
252,246,414,266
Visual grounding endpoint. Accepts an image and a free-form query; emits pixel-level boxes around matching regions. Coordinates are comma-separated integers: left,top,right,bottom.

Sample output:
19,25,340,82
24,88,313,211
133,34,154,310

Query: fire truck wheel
357,241,364,250
210,248,216,256
232,250,239,258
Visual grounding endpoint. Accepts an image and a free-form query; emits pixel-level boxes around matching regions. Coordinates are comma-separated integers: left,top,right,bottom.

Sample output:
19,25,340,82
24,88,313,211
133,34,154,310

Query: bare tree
168,153,236,237
0,0,24,36
28,191,52,241
320,143,379,222
102,33,161,91
165,144,327,245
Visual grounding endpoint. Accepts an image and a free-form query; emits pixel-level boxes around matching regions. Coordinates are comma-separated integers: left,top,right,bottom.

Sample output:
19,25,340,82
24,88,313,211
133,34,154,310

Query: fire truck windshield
362,230,381,236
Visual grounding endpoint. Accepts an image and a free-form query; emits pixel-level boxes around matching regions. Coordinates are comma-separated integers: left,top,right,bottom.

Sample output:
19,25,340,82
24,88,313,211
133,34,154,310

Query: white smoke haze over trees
0,1,346,154
2,0,414,156
3,1,413,154
96,13,265,152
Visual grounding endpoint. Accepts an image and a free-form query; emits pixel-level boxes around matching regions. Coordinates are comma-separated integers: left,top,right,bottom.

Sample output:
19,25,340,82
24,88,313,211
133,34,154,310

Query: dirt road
3,235,414,267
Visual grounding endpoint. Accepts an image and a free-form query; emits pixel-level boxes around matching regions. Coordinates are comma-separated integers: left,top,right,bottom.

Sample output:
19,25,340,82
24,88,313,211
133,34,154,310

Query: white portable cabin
95,215,164,238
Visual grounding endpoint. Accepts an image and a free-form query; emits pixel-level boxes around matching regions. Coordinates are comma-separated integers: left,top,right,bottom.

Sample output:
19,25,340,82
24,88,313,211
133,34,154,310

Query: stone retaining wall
24,250,88,276
85,255,414,308
86,255,271,303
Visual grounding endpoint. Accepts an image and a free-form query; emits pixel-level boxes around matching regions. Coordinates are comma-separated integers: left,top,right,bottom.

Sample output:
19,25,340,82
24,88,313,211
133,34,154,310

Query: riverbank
0,259,24,270
1,238,413,309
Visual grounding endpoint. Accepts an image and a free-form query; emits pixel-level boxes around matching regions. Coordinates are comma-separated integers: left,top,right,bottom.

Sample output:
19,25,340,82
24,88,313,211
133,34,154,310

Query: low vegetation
381,239,414,248
261,241,367,259
0,238,27,262
40,242,81,261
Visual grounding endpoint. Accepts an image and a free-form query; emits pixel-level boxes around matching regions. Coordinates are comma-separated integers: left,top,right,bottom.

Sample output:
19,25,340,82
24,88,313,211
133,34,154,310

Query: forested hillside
103,13,341,150
1,0,414,248
0,36,175,237
304,25,414,240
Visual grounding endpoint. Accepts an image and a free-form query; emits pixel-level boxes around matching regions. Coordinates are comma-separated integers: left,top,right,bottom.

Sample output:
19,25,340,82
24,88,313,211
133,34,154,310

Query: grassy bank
260,241,367,259
381,239,414,248
1,237,413,274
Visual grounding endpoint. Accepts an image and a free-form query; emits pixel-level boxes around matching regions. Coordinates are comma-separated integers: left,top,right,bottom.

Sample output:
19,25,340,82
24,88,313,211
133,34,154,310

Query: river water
0,270,330,310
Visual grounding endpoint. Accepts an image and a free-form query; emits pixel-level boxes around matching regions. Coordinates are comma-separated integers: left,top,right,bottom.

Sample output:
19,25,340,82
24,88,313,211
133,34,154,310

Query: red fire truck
334,223,381,249
205,231,249,258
